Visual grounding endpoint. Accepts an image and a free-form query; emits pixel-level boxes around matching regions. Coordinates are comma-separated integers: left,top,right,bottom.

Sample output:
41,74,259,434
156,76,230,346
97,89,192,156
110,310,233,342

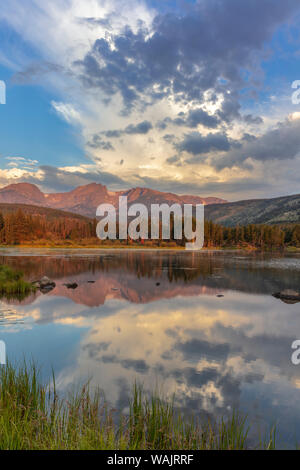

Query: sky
0,0,300,200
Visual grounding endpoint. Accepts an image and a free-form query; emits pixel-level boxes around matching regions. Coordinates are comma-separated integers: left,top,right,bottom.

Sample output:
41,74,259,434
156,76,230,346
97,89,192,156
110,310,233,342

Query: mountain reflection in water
0,249,300,448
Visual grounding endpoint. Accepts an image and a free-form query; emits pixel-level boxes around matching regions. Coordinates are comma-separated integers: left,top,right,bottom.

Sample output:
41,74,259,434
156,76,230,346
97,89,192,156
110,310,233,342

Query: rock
217,294,224,298
39,276,56,290
156,282,161,286
273,290,300,304
87,281,95,284
63,283,78,289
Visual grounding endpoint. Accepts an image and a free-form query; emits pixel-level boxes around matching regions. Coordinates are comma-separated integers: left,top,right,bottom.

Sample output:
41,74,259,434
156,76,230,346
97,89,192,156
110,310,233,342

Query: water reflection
0,249,300,447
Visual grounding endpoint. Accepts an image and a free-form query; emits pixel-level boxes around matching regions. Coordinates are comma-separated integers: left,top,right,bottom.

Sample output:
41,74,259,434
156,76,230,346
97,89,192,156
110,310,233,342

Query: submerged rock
63,283,78,289
40,276,55,288
273,290,300,304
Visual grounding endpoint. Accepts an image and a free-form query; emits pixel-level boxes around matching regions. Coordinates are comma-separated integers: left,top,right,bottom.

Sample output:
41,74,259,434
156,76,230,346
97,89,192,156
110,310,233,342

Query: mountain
1,183,299,226
0,183,45,205
0,183,227,218
205,193,300,226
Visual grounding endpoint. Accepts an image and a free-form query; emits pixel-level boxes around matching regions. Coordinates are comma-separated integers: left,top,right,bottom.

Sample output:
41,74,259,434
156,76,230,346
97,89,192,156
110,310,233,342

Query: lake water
1,248,300,448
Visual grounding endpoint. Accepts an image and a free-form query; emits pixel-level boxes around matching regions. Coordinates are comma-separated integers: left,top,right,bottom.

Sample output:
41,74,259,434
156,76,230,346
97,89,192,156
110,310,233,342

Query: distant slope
0,203,91,222
205,193,300,226
0,183,227,218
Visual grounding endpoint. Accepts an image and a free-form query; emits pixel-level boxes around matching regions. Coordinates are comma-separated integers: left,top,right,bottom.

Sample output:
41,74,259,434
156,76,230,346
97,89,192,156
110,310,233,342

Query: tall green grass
0,265,36,300
0,361,279,450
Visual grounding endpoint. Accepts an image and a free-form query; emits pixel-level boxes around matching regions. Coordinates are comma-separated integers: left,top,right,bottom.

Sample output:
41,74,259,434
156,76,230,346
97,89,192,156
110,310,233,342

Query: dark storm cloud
124,120,153,135
157,109,220,130
243,114,264,125
76,0,300,115
186,108,220,128
176,131,231,156
212,118,300,170
92,120,153,143
87,135,114,150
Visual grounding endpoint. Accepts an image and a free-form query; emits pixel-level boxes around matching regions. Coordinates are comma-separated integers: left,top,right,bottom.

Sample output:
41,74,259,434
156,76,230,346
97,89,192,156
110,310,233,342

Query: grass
0,360,278,450
286,246,300,253
0,265,36,300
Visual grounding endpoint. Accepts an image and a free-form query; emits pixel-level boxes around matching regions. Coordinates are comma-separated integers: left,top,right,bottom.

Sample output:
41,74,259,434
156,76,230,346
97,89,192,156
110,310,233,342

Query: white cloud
51,101,81,124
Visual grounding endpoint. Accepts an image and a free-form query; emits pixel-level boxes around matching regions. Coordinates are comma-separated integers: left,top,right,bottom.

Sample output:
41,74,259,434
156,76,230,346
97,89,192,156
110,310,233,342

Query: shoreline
0,245,298,253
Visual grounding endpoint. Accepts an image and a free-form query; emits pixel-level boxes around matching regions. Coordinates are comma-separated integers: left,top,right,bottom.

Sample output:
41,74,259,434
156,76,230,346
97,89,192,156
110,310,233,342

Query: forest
0,208,299,249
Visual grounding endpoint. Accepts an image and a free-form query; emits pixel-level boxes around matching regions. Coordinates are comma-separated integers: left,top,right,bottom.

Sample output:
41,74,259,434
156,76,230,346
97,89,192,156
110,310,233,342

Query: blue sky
0,0,300,200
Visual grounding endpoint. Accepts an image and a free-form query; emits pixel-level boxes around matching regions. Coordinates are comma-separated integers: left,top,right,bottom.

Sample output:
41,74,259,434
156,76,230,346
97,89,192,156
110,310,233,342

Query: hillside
205,193,300,226
0,203,91,223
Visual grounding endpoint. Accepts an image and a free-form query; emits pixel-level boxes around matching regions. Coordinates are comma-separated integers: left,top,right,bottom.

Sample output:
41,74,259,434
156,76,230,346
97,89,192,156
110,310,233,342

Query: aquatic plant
0,361,277,450
0,265,36,300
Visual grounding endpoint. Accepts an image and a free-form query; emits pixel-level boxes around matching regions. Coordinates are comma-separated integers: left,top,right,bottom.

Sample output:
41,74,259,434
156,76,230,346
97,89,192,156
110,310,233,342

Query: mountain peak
0,182,45,204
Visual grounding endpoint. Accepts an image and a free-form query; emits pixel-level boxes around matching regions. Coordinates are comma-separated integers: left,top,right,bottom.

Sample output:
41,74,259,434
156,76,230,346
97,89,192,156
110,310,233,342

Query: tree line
0,208,299,249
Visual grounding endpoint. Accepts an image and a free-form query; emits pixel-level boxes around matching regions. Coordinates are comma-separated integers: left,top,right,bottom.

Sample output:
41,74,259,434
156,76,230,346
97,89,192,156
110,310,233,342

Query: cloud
102,120,153,138
212,118,300,170
177,132,231,156
87,135,114,151
101,354,150,374
77,0,300,114
158,109,220,130
88,120,153,147
23,165,127,192
166,154,181,165
243,114,264,125
51,101,82,125
124,120,153,134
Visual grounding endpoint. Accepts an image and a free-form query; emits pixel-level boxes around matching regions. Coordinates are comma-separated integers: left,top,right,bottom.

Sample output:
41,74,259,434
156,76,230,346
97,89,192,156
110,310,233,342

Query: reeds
0,361,276,450
0,265,36,299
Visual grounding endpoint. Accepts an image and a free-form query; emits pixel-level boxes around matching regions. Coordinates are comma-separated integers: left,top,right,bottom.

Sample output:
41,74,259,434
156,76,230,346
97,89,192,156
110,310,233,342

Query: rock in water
63,283,78,289
273,290,300,304
39,276,56,289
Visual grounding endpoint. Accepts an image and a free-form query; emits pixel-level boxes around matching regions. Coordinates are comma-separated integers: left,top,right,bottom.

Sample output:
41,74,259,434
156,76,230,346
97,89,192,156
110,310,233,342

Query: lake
0,248,300,448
